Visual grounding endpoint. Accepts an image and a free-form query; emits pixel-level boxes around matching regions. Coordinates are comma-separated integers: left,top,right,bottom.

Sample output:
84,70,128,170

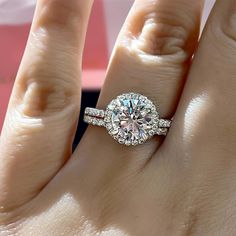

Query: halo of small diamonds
104,93,159,146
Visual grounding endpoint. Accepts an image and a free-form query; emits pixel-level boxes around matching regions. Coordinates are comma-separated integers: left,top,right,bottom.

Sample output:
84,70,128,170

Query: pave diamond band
83,93,172,146
84,114,170,134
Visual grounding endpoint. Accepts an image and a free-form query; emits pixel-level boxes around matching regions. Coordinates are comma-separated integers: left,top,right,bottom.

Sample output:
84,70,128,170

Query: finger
156,2,236,232
167,0,236,162
0,0,93,211
27,0,204,231
77,0,204,168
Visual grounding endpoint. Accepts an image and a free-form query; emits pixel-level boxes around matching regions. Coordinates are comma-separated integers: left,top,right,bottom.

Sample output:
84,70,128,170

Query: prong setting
104,93,160,146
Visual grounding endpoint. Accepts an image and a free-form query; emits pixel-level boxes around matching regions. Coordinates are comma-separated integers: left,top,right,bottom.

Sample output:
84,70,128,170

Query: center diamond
105,93,158,146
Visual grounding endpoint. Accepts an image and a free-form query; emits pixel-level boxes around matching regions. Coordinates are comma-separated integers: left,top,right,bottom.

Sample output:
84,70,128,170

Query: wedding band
83,93,172,146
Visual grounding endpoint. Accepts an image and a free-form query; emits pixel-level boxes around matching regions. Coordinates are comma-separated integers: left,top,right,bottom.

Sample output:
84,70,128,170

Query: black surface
73,90,100,151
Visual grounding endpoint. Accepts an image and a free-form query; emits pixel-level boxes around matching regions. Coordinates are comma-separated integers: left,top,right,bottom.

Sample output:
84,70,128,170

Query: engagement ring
83,93,172,146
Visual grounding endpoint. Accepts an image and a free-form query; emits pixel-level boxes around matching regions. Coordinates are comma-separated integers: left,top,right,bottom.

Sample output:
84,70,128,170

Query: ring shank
84,107,171,136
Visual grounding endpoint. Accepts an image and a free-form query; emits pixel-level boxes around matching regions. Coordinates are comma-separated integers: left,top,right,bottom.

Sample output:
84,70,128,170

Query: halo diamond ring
83,93,172,146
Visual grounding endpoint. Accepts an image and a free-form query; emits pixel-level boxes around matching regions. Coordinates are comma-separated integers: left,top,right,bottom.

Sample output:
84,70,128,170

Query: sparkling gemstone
106,93,158,145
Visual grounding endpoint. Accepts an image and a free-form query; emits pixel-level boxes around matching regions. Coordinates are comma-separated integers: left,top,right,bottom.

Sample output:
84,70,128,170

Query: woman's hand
1,0,236,235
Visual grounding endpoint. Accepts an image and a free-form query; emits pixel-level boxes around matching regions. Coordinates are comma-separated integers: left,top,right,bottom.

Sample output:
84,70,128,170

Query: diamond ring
83,93,172,146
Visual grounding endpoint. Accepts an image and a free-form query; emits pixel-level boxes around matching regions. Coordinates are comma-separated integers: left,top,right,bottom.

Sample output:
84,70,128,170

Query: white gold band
83,93,172,146
84,107,171,136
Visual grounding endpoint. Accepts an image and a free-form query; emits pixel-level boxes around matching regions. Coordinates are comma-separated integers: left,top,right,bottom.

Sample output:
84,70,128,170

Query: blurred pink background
0,0,215,130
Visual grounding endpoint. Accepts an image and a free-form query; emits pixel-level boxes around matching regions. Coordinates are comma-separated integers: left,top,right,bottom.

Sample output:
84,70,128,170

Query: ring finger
77,0,204,168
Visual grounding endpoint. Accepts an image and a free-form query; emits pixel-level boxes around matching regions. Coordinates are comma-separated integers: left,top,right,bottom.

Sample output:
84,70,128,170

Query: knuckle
112,20,190,89
118,13,193,65
17,66,79,117
20,79,78,118
221,10,236,42
138,21,188,60
209,13,236,54
37,0,82,31
16,30,80,117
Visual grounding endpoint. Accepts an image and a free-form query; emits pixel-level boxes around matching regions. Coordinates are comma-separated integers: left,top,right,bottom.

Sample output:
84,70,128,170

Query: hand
1,0,236,235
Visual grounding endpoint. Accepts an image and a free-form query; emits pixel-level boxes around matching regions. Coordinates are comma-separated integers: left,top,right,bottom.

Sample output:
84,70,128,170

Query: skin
1,0,236,235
